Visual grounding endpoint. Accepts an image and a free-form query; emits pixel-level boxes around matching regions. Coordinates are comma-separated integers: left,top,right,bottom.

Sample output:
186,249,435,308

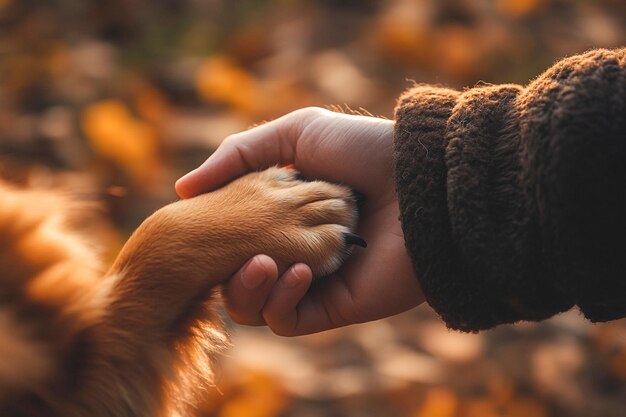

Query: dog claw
343,232,367,248
352,190,366,209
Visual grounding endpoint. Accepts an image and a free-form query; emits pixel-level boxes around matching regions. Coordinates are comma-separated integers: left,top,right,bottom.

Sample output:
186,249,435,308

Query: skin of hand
176,107,425,336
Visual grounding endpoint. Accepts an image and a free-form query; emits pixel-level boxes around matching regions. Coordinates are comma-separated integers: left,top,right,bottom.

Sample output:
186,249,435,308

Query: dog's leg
82,167,360,417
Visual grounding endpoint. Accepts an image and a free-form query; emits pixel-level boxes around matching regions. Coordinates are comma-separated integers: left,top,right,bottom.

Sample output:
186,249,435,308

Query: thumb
175,108,320,198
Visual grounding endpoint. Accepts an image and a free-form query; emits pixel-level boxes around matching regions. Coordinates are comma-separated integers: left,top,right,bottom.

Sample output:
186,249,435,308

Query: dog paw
230,167,365,277
118,167,365,285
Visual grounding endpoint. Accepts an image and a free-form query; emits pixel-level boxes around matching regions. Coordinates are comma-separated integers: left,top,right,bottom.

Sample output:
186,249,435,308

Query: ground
0,1,624,416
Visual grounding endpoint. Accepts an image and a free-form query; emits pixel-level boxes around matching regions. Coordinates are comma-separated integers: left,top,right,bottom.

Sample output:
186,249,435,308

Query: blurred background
1,0,625,416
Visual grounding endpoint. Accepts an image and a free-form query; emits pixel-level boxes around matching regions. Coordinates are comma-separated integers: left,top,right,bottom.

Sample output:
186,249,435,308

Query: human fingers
222,254,280,326
260,202,423,336
175,108,318,198
260,263,314,336
176,108,395,199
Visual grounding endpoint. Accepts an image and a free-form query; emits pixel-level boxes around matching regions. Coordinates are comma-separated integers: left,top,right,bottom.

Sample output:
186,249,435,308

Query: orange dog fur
0,167,358,417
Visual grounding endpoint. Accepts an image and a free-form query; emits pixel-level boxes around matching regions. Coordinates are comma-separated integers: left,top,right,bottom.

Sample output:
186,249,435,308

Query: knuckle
291,106,327,122
220,134,237,148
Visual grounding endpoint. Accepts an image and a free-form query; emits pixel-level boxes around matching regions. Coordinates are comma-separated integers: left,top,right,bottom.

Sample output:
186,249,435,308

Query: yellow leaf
462,398,500,417
82,100,160,184
413,388,458,417
506,396,548,417
195,55,264,117
133,81,171,125
435,25,479,81
497,0,545,18
218,371,287,417
373,16,433,65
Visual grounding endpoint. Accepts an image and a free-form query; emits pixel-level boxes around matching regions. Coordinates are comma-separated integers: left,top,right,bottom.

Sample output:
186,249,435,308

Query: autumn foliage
0,0,624,416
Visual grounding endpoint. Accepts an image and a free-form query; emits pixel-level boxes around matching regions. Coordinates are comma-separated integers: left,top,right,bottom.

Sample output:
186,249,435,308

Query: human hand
176,107,425,335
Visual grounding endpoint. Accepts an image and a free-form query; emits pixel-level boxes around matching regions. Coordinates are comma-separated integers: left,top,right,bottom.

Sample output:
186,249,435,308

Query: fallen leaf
497,0,545,18
82,100,161,185
195,55,264,117
413,388,458,417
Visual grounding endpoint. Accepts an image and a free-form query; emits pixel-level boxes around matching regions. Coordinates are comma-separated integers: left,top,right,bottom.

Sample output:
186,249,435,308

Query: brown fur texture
394,48,626,331
0,167,358,417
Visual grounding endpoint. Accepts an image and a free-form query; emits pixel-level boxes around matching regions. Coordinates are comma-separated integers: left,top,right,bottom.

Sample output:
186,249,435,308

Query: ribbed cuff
393,84,573,331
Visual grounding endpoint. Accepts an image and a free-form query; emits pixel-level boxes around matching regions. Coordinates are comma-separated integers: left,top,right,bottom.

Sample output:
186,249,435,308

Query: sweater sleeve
393,48,626,332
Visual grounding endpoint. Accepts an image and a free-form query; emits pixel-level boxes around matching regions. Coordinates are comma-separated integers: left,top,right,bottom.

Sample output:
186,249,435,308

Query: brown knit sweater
393,48,626,332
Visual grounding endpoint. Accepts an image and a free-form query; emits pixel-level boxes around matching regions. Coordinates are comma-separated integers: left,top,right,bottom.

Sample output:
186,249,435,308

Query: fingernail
241,257,267,290
281,265,304,289
175,170,199,198
174,177,189,197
